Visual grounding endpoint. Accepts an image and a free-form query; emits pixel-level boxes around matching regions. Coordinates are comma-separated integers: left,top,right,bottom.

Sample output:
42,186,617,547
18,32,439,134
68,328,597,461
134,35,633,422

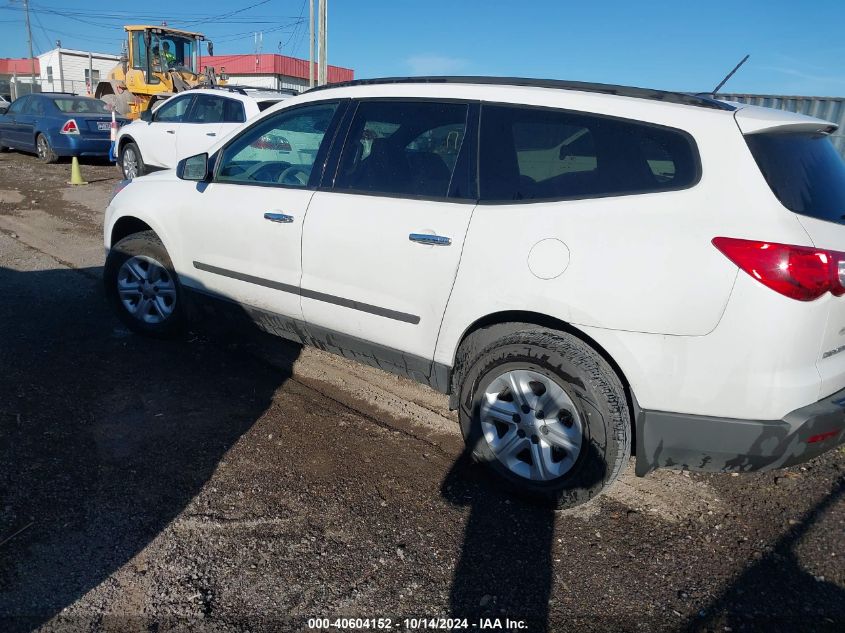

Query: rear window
52,98,110,114
745,132,845,225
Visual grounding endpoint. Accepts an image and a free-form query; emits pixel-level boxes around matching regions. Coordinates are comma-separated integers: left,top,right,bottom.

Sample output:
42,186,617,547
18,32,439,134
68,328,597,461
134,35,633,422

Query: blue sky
1,0,844,96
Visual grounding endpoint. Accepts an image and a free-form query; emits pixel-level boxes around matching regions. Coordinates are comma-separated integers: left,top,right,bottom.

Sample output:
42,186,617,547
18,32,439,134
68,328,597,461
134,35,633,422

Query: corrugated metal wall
718,93,845,156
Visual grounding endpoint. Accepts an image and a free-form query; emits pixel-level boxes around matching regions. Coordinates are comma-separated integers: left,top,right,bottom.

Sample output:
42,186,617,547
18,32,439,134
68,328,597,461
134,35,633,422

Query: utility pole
317,0,327,85
308,0,314,88
322,0,328,85
23,0,36,87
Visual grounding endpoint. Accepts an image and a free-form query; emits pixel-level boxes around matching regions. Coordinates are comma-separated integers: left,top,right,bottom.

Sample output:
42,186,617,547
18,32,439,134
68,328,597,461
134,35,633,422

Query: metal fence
6,78,94,99
718,93,845,157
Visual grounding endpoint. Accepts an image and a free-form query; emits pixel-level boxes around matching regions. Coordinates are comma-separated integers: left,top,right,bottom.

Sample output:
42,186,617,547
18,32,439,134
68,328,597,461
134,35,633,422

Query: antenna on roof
711,54,750,96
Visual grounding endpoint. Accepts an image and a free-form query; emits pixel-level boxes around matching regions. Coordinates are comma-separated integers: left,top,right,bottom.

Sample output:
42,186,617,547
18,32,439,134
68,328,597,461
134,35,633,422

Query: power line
279,0,307,56
32,8,53,52
182,0,272,26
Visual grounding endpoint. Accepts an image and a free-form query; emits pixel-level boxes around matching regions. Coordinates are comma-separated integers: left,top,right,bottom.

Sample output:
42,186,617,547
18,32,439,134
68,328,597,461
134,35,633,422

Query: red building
201,53,353,91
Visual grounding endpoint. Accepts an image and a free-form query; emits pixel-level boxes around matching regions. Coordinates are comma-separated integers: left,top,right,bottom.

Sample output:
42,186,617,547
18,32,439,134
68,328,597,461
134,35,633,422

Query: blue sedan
0,92,129,163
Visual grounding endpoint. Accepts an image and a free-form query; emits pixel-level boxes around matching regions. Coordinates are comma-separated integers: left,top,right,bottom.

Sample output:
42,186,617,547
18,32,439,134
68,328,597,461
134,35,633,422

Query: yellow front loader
95,25,226,120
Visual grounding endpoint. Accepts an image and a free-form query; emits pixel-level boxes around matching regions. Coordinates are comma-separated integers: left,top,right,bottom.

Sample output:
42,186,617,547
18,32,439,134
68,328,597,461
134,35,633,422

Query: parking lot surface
0,151,844,632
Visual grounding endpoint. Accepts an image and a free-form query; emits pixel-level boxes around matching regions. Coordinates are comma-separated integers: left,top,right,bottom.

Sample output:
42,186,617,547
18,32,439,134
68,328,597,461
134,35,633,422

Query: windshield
132,31,198,74
53,98,110,114
746,131,845,226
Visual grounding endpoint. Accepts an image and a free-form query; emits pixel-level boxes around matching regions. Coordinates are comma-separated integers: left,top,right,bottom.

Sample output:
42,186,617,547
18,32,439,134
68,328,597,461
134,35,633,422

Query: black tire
119,141,145,179
36,133,58,163
104,231,186,338
454,324,631,508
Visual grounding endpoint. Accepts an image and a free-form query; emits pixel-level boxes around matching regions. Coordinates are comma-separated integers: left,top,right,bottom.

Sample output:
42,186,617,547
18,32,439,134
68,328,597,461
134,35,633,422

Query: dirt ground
0,149,843,633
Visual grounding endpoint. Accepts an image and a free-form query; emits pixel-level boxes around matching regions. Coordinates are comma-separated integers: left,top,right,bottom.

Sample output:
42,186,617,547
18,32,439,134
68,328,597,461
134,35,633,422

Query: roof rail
304,76,736,110
190,84,299,96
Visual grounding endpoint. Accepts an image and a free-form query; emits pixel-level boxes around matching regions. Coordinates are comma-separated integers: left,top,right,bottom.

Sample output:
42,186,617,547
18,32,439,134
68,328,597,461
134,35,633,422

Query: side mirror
177,153,209,181
139,108,153,123
0,105,8,115
207,41,214,56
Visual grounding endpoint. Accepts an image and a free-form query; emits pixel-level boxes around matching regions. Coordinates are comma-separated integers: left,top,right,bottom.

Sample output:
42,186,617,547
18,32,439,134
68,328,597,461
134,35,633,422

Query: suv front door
145,94,194,167
300,99,478,375
176,100,344,325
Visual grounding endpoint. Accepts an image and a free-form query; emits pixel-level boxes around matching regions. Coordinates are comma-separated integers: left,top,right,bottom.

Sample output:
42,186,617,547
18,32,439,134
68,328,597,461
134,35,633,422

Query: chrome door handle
409,233,451,246
264,212,294,223
206,132,216,137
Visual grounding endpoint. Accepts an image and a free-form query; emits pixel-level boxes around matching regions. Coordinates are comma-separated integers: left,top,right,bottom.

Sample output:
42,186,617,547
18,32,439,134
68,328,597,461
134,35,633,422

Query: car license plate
97,121,110,131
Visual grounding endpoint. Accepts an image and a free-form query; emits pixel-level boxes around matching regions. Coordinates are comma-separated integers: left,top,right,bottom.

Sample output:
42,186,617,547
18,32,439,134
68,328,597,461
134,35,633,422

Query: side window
8,96,28,114
186,95,245,124
131,32,145,70
216,101,339,187
479,105,698,202
24,97,44,116
188,94,225,124
222,98,245,123
155,96,193,123
334,100,469,199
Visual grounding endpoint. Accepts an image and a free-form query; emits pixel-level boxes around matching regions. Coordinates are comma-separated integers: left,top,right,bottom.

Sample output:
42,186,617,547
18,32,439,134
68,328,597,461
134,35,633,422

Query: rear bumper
635,386,845,476
52,134,112,157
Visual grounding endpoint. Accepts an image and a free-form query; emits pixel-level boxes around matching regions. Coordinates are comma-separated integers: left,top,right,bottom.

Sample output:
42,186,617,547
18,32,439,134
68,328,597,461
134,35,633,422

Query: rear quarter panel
434,98,815,368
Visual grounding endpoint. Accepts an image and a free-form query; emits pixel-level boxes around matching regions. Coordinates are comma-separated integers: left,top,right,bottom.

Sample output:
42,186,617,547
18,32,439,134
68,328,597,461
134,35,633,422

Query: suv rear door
178,94,246,160
299,99,478,372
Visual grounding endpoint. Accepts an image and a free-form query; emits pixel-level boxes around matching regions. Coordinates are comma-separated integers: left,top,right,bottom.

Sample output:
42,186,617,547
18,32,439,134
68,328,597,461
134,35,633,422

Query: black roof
305,76,735,110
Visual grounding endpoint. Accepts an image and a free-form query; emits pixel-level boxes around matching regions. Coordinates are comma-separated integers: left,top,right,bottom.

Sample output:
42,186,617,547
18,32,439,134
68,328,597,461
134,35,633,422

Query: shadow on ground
442,444,606,633
0,264,298,631
683,476,845,633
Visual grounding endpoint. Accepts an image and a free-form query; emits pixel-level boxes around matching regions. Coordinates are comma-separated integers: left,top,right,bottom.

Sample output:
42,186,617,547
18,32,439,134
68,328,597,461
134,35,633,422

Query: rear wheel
455,325,631,508
120,142,145,179
104,231,186,338
35,133,58,163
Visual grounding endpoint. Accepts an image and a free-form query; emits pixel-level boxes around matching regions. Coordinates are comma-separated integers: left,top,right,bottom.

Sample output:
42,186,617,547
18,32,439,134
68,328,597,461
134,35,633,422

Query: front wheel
455,326,631,508
104,231,186,338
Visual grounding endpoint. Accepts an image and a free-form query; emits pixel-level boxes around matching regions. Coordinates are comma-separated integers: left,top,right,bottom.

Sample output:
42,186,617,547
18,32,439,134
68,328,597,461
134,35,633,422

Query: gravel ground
0,150,843,633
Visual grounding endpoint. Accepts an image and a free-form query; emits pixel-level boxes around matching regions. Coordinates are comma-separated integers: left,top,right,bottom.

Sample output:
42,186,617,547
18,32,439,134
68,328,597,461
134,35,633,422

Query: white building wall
38,48,119,94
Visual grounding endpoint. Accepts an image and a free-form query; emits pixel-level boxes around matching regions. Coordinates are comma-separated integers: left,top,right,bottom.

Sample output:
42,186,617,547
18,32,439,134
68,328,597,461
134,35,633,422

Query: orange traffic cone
68,156,88,186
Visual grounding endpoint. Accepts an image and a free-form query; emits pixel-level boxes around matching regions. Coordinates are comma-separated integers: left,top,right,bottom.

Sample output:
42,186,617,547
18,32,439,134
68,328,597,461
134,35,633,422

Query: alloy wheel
36,136,48,160
122,147,138,179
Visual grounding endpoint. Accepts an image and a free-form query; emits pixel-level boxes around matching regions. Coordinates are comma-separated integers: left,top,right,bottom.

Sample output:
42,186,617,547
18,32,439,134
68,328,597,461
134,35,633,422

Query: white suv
116,87,295,179
103,77,845,507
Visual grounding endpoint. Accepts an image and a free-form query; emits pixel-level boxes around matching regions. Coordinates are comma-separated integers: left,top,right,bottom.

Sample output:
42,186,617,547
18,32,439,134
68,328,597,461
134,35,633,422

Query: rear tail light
713,237,845,301
60,119,79,135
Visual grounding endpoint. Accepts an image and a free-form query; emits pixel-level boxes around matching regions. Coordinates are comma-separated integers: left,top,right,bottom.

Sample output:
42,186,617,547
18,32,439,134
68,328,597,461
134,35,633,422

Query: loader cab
130,30,200,76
